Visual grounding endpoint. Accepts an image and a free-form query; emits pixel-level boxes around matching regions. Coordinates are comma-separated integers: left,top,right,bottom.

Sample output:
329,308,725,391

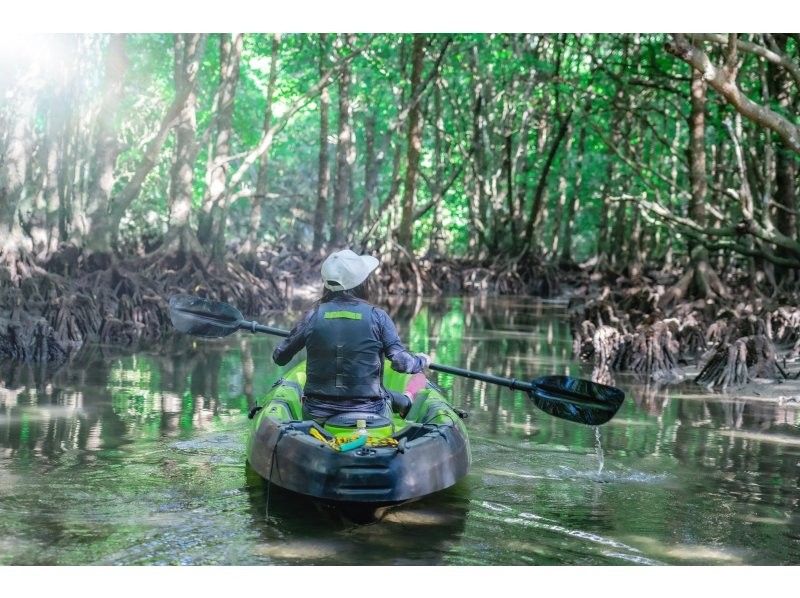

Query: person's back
305,296,382,398
272,249,429,421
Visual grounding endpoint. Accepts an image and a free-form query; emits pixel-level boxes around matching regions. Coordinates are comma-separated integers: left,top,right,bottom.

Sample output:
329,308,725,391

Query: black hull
248,418,471,504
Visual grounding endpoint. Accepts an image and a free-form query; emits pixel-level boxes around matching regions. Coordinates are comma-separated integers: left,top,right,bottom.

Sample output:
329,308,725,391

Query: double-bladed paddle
168,294,625,426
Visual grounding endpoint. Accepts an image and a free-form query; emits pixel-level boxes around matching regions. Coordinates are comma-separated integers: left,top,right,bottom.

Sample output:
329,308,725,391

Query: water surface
1,297,799,565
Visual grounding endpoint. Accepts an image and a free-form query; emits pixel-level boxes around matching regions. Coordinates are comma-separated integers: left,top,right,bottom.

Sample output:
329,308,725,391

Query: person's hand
416,352,431,368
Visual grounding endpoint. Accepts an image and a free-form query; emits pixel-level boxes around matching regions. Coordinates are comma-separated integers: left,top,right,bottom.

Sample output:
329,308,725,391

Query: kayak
246,360,471,507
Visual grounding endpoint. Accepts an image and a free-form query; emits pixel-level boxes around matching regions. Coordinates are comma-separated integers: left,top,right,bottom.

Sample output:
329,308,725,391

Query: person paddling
272,249,430,422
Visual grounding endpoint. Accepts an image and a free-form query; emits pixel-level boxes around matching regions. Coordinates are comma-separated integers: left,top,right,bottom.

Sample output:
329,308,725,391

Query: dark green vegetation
1,298,798,564
2,33,800,391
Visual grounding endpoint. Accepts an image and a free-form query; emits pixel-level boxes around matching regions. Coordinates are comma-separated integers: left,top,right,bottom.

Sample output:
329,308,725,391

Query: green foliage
4,33,796,267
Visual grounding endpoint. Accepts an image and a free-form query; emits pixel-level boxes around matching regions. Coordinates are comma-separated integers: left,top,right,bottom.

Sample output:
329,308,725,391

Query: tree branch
696,33,800,89
227,37,374,193
110,34,207,228
665,34,800,154
388,35,453,133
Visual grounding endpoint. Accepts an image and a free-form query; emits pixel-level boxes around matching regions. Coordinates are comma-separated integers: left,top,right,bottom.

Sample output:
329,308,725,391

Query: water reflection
0,296,799,564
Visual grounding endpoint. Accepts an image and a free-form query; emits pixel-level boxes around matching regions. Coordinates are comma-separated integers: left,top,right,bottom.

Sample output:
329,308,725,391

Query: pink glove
404,372,428,400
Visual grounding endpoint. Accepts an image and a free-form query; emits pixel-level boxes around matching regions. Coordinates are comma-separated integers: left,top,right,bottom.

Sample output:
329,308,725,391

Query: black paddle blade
529,375,625,426
168,294,244,338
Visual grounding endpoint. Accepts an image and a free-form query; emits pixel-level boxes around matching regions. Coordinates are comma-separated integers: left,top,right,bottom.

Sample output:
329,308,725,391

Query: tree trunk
397,34,426,250
312,34,331,253
467,46,490,254
661,71,728,303
768,34,798,281
330,34,356,249
688,68,708,247
361,112,378,231
0,80,36,281
81,34,128,259
503,132,516,242
561,125,586,263
627,205,643,277
610,195,628,268
164,33,206,255
513,124,533,255
430,81,446,255
243,34,280,257
550,122,574,256
198,33,243,260
36,99,65,258
524,111,572,251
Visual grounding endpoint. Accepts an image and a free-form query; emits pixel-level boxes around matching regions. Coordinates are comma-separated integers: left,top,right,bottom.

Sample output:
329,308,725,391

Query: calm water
1,296,799,565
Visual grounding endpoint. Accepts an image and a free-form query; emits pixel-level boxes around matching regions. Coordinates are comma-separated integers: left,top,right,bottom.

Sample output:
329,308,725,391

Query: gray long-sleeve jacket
273,301,426,376
272,298,426,417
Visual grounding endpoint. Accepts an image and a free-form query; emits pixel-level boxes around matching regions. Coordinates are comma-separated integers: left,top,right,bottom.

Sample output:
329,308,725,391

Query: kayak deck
246,361,471,505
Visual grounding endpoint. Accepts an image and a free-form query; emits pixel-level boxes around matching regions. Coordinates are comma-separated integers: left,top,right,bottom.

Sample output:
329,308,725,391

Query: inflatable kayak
246,360,471,506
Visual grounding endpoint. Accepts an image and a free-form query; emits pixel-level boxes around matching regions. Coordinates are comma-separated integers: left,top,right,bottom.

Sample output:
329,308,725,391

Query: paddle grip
240,320,291,338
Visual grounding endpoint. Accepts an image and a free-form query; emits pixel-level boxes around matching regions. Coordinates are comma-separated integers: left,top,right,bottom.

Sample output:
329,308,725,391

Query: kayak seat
324,412,392,428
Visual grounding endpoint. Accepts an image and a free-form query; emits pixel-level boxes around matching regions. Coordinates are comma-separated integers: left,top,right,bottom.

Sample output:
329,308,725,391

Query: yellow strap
309,428,328,443
308,427,399,450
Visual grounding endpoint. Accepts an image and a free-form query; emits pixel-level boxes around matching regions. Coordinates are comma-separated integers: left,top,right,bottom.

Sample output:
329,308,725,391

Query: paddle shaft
428,363,616,411
239,319,536,394
169,294,624,425
429,362,534,393
429,363,612,410
240,320,290,338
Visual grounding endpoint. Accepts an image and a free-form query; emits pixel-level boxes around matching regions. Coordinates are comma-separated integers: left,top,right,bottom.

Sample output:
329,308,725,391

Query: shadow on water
243,464,471,565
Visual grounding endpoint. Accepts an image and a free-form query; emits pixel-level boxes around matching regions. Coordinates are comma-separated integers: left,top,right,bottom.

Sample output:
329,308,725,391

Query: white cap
321,249,380,291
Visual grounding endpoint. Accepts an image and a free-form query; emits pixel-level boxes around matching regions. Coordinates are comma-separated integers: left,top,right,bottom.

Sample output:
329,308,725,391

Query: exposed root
569,255,800,389
695,335,781,389
658,250,728,310
0,247,48,287
0,311,67,364
676,311,707,360
592,325,625,370
1,247,286,365
371,245,561,298
625,320,682,381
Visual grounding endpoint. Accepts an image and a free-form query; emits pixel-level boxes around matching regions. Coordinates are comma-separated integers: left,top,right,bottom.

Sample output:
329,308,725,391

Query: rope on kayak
308,427,399,451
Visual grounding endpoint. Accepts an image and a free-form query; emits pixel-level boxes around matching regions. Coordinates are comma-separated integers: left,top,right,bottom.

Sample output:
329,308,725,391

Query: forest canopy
2,33,796,267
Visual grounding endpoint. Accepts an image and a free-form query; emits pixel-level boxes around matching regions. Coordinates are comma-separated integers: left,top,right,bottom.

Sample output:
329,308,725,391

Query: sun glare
0,33,65,82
